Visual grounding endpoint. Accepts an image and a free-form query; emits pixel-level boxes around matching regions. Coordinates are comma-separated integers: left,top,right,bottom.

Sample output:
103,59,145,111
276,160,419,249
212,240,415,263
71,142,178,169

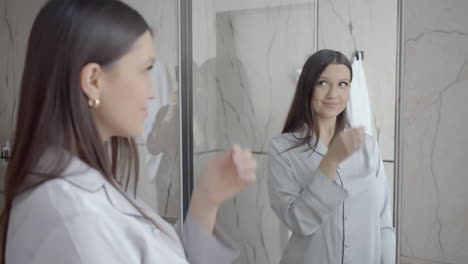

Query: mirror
190,0,397,263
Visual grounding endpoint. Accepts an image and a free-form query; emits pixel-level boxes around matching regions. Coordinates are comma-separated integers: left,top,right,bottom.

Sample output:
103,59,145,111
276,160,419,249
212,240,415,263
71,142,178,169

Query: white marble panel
401,1,468,262
213,2,316,151
0,0,48,143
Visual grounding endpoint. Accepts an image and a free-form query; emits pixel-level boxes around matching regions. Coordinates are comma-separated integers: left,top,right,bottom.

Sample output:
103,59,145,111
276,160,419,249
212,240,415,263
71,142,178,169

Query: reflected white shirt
268,127,395,264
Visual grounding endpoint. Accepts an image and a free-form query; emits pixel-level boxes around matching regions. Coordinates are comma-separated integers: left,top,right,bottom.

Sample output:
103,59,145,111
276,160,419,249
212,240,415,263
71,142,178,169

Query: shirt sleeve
178,214,240,264
373,143,396,264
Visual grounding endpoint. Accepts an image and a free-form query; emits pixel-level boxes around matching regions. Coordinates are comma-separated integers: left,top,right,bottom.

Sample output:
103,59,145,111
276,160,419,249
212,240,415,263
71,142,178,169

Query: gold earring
88,98,100,108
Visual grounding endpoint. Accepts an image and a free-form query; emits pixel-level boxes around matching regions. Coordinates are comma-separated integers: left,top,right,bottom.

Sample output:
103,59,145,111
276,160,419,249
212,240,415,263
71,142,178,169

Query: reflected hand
195,144,257,208
327,127,365,164
320,127,365,180
163,89,178,122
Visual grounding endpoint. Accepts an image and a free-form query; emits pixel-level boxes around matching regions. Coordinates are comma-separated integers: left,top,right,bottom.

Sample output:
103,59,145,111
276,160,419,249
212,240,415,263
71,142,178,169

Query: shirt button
345,216,349,222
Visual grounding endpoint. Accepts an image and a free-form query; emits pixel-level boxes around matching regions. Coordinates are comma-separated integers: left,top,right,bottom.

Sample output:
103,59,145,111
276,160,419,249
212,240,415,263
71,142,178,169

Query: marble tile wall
400,0,468,263
0,0,48,212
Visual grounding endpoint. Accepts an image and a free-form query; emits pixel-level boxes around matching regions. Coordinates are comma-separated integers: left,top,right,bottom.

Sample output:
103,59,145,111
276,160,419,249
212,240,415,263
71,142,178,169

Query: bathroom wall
0,0,48,211
399,0,468,263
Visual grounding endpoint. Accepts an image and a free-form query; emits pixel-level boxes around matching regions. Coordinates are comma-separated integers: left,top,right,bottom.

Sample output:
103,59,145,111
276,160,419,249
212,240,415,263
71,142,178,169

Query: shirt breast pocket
289,151,323,189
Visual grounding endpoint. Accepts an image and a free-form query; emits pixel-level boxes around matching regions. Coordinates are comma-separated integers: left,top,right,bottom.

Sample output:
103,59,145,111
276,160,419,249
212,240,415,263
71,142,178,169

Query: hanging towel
141,61,172,183
347,52,373,136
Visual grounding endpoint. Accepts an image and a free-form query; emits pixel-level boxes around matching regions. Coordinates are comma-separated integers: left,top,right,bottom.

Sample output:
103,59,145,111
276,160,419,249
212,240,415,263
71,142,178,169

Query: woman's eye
339,82,349,87
317,80,327,86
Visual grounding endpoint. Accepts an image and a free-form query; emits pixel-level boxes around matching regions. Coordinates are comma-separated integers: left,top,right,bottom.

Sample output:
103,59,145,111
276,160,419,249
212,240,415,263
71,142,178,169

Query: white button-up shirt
6,153,238,264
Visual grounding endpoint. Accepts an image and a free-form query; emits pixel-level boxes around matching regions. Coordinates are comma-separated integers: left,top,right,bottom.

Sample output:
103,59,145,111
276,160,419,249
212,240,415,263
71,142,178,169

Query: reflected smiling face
311,64,351,121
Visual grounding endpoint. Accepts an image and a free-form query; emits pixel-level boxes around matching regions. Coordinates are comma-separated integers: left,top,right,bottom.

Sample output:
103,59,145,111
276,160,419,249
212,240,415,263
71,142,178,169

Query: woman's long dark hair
1,0,158,260
282,49,353,152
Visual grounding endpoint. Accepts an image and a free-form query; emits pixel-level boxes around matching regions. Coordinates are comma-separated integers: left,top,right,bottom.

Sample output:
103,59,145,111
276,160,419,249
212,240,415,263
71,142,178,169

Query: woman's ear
80,62,105,101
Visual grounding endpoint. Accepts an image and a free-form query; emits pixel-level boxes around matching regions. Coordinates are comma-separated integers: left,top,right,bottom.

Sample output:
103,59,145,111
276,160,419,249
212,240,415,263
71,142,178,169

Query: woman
267,50,395,264
1,0,257,263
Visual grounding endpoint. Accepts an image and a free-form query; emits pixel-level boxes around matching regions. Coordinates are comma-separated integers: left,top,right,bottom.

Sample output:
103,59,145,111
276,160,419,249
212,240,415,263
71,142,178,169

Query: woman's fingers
232,146,257,182
349,127,365,150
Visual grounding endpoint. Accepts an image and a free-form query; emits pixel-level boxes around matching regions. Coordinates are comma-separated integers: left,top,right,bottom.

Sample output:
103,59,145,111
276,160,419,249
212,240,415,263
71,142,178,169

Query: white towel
141,62,172,182
347,57,373,136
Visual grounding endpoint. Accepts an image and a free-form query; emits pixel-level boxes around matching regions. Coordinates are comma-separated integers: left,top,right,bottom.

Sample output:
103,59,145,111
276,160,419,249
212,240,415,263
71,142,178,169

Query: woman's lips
323,102,340,108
